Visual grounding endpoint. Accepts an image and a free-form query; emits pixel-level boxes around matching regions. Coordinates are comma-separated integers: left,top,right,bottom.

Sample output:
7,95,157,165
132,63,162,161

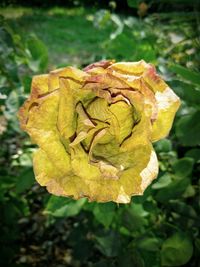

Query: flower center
69,91,136,179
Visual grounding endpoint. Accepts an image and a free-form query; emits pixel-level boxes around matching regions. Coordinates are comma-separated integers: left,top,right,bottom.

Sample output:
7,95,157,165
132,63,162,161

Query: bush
0,6,200,267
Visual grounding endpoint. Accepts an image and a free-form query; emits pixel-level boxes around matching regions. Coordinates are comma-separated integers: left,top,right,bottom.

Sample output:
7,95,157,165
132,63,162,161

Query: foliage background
0,1,200,266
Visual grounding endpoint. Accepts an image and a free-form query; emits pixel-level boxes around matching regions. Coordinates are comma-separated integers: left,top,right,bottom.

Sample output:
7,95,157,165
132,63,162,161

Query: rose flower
18,60,180,203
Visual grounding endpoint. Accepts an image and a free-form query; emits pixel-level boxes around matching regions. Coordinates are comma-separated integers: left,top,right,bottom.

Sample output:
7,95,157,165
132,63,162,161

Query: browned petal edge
45,182,152,204
145,64,159,81
83,60,115,71
44,149,158,204
83,72,133,91
18,99,33,130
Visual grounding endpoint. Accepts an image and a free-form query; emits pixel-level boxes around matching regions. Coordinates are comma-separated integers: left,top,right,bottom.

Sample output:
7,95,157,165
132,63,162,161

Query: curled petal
143,65,181,141
84,60,115,71
108,60,148,75
151,87,180,141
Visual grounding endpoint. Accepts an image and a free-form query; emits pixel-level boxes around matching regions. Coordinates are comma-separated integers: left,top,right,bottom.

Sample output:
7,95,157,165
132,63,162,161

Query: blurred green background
0,0,200,266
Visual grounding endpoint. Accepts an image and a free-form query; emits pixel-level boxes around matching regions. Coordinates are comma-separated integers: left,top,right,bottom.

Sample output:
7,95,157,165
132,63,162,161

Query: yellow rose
18,60,180,203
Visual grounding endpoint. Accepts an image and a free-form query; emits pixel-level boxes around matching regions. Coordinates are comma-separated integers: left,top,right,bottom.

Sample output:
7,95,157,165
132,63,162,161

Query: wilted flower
18,60,180,203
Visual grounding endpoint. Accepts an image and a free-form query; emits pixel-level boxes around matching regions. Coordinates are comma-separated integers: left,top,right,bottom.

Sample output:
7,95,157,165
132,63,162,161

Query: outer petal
151,88,180,141
31,74,49,96
48,66,87,92
19,76,71,176
87,143,158,203
33,149,63,187
143,66,181,141
26,91,71,175
108,60,148,74
108,62,158,122
18,74,49,130
108,61,181,141
119,146,158,200
33,149,79,198
34,143,158,204
118,115,158,198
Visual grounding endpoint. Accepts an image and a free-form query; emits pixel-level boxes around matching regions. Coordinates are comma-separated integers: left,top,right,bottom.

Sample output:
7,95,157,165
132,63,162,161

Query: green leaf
140,251,160,267
95,230,121,257
152,173,172,190
44,196,86,217
169,80,200,106
118,249,145,267
15,168,35,194
26,35,48,72
4,90,20,132
93,9,111,29
185,148,200,163
169,64,200,86
107,32,156,62
107,33,136,59
172,157,194,177
137,237,161,252
122,203,149,232
21,75,32,93
154,139,172,153
93,203,116,227
195,238,200,254
182,185,195,198
18,153,33,167
127,0,140,8
169,200,197,220
155,177,190,202
161,232,193,266
176,111,200,146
